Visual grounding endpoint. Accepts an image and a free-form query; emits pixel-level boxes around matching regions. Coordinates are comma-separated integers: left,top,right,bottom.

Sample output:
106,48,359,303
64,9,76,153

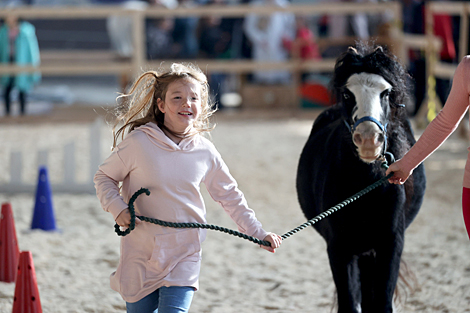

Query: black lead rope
114,188,271,246
114,154,395,247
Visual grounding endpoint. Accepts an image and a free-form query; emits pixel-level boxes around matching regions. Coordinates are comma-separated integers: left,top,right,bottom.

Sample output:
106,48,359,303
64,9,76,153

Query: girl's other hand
385,160,413,185
115,208,142,228
260,233,282,253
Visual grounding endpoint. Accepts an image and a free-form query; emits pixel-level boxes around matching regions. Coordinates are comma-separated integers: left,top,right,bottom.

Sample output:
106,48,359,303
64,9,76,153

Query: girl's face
157,78,202,134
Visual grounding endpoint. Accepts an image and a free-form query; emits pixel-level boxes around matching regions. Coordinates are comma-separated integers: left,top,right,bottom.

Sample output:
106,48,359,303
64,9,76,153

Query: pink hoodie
94,122,268,302
400,56,470,187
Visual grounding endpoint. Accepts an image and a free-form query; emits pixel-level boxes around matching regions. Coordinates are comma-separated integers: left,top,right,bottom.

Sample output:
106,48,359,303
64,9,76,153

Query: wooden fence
0,2,404,107
426,1,469,80
0,118,103,194
1,2,465,108
412,2,470,122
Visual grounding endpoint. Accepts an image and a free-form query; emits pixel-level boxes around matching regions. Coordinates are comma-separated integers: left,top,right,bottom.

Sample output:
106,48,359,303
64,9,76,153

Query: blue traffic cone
31,166,57,231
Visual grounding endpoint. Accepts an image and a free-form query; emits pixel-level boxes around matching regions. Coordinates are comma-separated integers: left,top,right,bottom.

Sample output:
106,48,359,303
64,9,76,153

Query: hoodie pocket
146,228,201,279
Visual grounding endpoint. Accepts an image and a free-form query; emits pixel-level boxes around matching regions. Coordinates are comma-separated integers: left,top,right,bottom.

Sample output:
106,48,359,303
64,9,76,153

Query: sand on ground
0,106,469,312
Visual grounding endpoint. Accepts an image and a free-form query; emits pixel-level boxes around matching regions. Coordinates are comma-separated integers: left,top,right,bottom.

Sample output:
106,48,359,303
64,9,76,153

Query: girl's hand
385,160,413,185
260,233,282,253
115,208,142,228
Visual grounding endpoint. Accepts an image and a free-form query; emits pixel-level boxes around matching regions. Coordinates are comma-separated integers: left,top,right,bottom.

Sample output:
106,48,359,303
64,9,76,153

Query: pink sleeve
400,56,470,173
203,153,268,241
93,147,131,221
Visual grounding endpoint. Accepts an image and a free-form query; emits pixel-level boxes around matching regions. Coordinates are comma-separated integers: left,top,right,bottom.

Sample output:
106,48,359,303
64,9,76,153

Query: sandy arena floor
0,106,469,312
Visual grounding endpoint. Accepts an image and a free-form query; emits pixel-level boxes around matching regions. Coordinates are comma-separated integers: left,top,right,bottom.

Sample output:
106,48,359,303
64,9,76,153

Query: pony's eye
343,93,350,100
381,90,390,99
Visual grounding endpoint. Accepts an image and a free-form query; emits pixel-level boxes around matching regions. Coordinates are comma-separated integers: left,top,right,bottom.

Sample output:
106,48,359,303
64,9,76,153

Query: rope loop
114,188,150,236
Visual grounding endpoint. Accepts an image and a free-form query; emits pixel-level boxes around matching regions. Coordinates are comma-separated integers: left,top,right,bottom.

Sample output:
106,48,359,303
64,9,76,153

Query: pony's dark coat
296,44,426,313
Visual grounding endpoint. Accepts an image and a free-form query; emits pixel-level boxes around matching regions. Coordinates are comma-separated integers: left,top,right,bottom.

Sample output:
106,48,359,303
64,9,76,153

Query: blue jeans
126,286,195,313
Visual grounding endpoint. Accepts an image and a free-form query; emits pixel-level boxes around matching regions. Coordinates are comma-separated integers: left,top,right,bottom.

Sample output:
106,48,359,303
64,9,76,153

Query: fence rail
413,1,470,122
426,1,469,80
0,3,402,76
0,2,465,107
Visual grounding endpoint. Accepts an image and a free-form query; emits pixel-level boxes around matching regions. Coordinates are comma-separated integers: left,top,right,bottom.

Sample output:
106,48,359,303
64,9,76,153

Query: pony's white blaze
347,73,392,163
347,73,391,123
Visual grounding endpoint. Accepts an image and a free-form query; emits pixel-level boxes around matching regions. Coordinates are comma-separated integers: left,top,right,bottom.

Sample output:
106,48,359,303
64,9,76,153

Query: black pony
296,44,426,313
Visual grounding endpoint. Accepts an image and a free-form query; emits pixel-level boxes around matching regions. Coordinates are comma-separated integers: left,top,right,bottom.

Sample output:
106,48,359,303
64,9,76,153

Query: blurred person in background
321,0,393,58
146,0,179,60
172,0,206,59
0,14,41,117
327,0,371,40
198,10,232,109
283,15,321,62
105,0,149,92
147,17,179,60
282,15,321,83
401,0,456,117
243,0,295,84
104,0,178,91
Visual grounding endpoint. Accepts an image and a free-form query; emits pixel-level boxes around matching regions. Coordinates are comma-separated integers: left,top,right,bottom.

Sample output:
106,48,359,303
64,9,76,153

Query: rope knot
380,151,395,170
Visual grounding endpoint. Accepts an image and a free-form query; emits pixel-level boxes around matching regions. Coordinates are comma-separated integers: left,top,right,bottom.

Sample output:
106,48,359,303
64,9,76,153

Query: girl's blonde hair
112,63,216,148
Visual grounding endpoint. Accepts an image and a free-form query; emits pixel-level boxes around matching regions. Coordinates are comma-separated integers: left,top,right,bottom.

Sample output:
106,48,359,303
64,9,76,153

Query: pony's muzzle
352,122,385,162
353,131,384,147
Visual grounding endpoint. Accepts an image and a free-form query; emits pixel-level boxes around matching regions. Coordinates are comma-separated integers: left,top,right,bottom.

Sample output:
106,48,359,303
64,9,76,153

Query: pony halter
344,116,389,159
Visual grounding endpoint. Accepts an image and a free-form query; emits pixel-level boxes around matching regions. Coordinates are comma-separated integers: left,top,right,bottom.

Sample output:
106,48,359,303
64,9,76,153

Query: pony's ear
374,46,384,53
348,46,359,55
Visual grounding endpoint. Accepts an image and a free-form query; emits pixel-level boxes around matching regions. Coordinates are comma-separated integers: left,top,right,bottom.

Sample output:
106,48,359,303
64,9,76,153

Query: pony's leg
357,251,376,313
372,234,404,313
327,244,361,313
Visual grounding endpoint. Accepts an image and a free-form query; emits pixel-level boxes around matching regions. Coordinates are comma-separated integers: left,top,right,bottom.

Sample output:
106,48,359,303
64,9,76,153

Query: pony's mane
330,42,409,118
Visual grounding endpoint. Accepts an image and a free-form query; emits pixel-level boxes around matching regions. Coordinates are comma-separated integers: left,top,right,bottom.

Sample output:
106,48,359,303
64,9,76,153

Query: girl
386,56,470,239
94,63,282,313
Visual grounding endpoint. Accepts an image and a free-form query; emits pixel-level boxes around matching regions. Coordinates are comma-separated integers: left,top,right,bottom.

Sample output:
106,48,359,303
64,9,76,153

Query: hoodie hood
135,122,199,151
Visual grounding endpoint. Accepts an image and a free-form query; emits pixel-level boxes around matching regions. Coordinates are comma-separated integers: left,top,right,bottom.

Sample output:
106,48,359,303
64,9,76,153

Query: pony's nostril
353,133,362,145
376,133,385,144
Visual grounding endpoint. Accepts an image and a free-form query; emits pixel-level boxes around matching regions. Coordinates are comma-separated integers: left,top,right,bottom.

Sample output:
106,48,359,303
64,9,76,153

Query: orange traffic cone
0,202,20,283
12,251,42,313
